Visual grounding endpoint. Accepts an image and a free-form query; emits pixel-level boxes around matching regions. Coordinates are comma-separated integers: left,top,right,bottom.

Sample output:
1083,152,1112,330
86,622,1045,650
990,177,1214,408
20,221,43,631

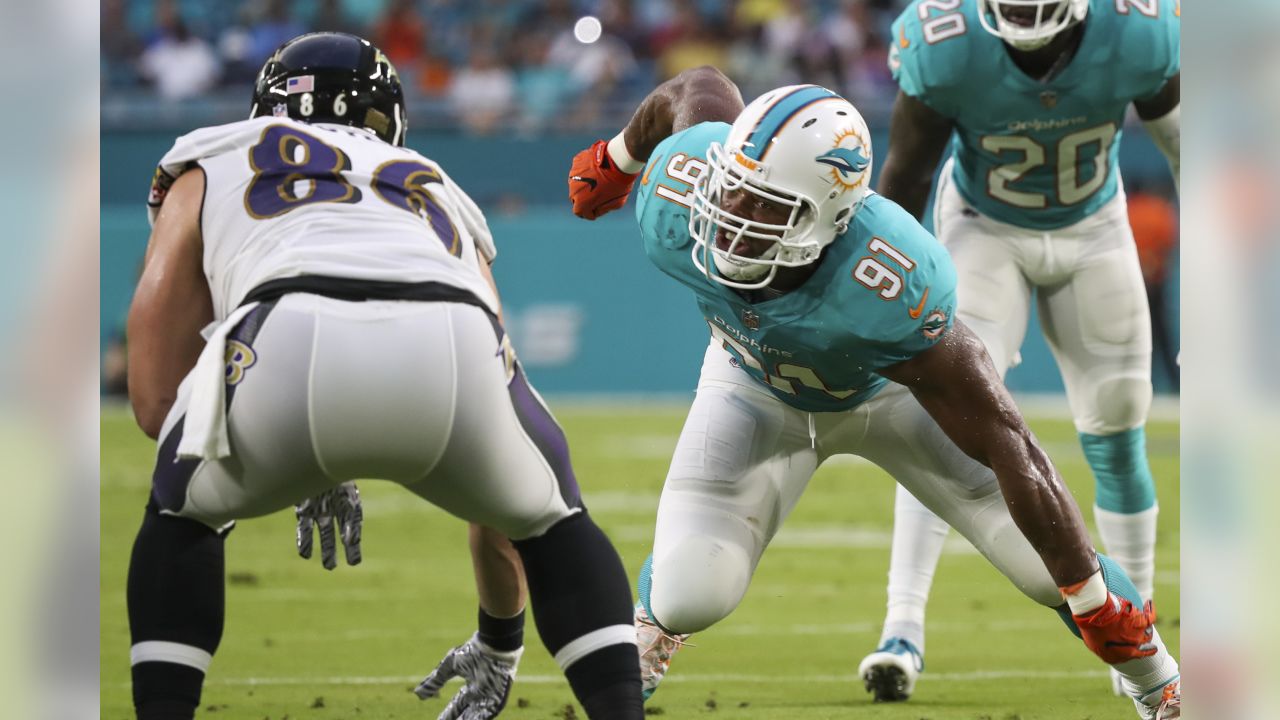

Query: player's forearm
126,337,198,439
618,65,743,164
988,435,1098,586
128,387,172,440
126,295,208,439
888,324,1098,586
468,523,526,617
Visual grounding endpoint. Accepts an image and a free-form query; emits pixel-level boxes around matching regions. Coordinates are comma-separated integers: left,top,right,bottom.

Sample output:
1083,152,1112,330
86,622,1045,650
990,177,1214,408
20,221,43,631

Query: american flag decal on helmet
286,75,315,94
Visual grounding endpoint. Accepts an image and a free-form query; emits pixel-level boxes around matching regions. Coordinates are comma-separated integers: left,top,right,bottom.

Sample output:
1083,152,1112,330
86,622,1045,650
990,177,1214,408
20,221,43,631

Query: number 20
982,124,1119,209
917,0,967,44
1115,0,1159,17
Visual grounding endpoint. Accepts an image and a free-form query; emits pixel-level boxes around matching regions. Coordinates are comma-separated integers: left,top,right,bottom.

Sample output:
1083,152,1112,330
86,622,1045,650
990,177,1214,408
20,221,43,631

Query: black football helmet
250,32,407,145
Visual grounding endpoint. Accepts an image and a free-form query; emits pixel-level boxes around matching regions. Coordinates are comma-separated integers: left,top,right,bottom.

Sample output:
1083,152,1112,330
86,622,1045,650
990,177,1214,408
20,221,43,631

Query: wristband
1061,569,1108,615
606,132,645,174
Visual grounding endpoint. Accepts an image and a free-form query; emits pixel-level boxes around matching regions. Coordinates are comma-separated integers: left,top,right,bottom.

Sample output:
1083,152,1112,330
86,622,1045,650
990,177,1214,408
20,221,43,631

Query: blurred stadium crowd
102,0,912,133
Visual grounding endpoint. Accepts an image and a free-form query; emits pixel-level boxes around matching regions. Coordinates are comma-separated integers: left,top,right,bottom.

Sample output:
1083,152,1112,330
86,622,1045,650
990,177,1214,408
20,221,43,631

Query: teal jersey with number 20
634,121,958,414
890,0,1180,230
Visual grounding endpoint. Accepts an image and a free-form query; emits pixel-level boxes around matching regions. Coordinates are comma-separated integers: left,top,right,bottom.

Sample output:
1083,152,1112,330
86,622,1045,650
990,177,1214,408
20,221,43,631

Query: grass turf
101,403,1178,720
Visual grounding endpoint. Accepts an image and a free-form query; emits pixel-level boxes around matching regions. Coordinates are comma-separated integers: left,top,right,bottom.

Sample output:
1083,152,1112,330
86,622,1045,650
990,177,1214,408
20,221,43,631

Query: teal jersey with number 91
889,0,1180,230
634,122,958,413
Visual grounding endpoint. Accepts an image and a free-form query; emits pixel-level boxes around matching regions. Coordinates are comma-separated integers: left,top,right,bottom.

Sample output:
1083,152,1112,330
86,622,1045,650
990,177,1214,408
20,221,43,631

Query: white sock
880,485,950,654
1094,504,1159,600
1114,627,1179,700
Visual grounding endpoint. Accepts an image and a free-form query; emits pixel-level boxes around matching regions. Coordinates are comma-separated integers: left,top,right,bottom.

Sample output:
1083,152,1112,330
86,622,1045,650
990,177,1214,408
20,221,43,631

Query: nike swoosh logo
908,288,930,319
571,175,597,190
641,160,656,186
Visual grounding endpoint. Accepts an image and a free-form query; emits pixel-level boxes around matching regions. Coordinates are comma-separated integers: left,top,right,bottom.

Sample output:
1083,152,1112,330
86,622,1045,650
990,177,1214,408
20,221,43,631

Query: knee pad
1080,429,1156,513
649,535,752,634
1082,374,1152,435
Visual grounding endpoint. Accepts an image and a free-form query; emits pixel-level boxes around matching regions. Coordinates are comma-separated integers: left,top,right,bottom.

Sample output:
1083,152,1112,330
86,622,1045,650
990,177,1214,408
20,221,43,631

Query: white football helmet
690,84,873,290
977,0,1088,51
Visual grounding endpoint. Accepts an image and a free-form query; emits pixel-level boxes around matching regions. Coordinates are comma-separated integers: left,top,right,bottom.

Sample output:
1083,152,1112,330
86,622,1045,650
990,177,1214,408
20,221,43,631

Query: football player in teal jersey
567,66,1179,719
859,0,1180,708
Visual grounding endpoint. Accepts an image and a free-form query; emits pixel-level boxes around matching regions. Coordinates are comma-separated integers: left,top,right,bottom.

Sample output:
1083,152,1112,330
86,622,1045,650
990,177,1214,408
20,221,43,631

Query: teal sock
1080,428,1156,513
637,554,655,620
1055,604,1082,638
1097,553,1144,607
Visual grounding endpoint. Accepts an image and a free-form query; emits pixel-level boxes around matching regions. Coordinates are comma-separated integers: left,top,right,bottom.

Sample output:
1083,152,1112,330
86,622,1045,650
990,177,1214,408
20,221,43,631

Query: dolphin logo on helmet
815,147,870,178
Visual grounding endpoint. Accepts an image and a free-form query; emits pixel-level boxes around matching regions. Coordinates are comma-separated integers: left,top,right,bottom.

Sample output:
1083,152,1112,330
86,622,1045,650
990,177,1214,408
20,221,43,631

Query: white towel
177,302,261,460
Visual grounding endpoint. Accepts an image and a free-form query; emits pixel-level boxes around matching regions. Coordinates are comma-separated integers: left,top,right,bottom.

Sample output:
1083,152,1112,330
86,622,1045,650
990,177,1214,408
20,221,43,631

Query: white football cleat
634,603,690,701
856,637,924,702
1133,677,1180,719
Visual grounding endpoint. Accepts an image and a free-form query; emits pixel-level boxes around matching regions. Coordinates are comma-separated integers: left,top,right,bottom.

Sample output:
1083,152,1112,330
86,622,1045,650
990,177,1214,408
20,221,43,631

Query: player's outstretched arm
616,65,745,163
127,168,214,439
878,323,1160,665
877,319,1097,587
875,91,955,221
569,66,744,219
1134,73,1180,192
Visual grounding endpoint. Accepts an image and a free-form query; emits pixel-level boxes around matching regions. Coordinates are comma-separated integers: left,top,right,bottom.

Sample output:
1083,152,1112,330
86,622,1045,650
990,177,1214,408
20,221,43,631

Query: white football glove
415,633,522,720
295,482,362,570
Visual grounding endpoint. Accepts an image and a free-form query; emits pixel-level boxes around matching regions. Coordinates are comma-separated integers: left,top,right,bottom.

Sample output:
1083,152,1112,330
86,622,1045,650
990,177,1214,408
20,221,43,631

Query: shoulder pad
889,1,978,117
436,166,497,263
635,121,729,235
843,195,958,362
147,118,280,225
1109,0,1180,99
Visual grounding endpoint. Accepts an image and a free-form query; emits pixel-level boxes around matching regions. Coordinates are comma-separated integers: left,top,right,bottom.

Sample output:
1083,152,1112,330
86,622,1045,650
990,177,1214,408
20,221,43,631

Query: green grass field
101,403,1178,720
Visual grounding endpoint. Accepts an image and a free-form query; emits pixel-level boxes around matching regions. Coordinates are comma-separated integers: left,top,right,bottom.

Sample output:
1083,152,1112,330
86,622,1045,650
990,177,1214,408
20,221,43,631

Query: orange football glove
568,139,640,220
1072,596,1158,664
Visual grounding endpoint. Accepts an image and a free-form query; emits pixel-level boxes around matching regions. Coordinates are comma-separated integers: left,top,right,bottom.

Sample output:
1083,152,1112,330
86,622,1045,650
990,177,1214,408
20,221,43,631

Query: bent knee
650,535,752,634
1078,374,1152,434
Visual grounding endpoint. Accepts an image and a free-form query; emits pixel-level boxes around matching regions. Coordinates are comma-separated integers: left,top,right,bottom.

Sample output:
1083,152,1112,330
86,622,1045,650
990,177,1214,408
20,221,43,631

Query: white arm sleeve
1142,104,1179,194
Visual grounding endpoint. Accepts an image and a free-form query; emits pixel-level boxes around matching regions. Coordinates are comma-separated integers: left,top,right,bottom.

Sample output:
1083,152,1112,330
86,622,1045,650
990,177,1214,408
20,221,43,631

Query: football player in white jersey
125,33,643,720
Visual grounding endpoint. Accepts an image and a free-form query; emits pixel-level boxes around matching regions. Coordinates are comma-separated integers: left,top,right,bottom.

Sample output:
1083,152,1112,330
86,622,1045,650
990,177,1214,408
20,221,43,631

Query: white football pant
646,341,1064,635
931,158,1153,434
154,294,579,540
